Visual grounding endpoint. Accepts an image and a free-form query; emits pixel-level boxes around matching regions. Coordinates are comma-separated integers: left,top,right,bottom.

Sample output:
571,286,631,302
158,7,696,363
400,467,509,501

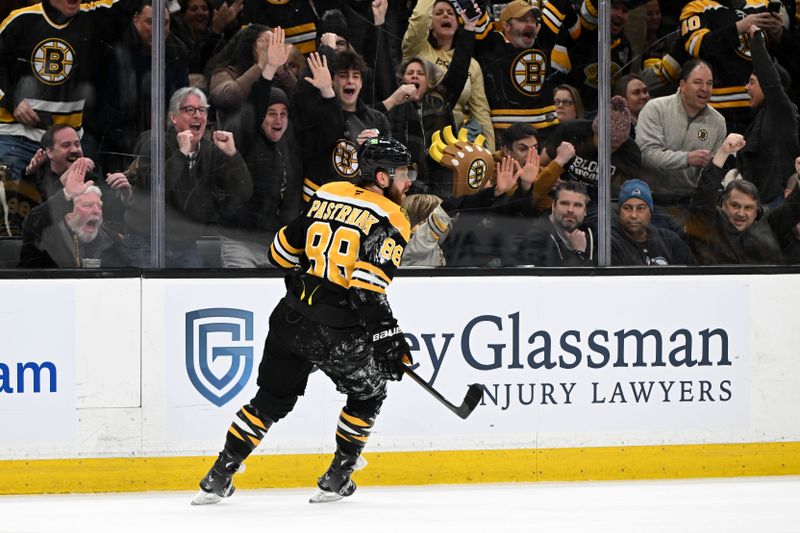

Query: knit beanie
593,95,631,147
318,9,350,44
268,87,289,108
618,179,653,212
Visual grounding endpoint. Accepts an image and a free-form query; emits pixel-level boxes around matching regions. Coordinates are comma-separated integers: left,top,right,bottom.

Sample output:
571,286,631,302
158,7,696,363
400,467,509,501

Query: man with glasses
123,87,252,267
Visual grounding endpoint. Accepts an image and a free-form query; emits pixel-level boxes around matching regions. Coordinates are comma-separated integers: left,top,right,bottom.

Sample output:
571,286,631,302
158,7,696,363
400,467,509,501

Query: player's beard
385,183,404,206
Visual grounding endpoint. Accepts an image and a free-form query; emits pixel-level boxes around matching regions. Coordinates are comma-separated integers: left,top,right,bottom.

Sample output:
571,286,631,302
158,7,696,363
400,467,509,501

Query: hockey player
193,137,414,505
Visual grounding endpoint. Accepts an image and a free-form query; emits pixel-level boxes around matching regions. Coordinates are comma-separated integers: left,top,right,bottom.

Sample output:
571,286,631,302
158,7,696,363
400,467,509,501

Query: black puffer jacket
686,164,782,265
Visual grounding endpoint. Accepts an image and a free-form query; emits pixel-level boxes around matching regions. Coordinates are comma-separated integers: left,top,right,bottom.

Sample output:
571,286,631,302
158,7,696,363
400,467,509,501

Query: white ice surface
2,477,800,533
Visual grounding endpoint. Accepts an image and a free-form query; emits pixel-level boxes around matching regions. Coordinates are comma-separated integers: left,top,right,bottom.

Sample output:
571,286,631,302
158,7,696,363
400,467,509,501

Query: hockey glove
369,321,411,381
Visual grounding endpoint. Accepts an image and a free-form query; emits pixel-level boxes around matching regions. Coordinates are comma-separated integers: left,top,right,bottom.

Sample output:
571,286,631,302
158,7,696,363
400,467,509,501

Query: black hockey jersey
270,180,410,296
0,0,134,141
242,0,318,54
475,33,561,134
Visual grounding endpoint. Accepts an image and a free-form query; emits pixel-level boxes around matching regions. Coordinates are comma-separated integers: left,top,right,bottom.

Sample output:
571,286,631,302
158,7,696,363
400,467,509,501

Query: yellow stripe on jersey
680,0,721,20
551,44,571,73
285,22,317,54
285,22,315,35
470,12,492,40
0,3,43,31
269,227,301,268
710,100,750,109
685,28,710,57
712,85,748,95
52,112,83,129
0,107,14,123
302,177,319,203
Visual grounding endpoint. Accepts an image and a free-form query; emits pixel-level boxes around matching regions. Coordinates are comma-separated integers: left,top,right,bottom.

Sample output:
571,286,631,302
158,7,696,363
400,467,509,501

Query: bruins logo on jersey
734,33,752,61
510,49,547,96
31,38,75,85
582,61,622,89
332,139,359,178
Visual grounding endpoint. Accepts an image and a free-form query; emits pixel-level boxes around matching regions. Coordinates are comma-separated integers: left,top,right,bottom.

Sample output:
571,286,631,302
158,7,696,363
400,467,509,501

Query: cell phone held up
767,0,782,13
453,0,483,23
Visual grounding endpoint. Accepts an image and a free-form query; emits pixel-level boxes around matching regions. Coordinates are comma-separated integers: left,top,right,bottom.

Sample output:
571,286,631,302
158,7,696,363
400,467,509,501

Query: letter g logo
185,308,254,407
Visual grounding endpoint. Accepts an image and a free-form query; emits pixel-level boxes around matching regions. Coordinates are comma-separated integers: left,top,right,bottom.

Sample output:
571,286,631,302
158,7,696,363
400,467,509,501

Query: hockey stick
402,364,483,419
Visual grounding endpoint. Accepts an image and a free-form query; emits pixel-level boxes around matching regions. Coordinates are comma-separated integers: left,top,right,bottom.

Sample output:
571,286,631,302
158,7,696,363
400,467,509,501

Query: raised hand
63,158,93,200
106,172,133,202
211,0,242,33
518,146,541,191
212,130,237,157
304,53,334,97
372,0,388,25
177,129,194,156
495,155,521,195
712,133,745,168
356,128,380,145
25,148,47,176
263,27,291,79
721,133,746,155
554,141,576,168
565,228,587,254
319,32,338,50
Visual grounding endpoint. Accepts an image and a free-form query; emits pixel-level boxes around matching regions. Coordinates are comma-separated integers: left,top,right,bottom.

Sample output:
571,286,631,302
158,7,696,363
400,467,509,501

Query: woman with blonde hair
401,194,452,266
402,0,494,150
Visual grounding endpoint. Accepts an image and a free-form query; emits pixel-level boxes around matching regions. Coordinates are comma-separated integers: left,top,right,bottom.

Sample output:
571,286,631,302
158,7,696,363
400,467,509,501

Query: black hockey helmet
356,137,415,187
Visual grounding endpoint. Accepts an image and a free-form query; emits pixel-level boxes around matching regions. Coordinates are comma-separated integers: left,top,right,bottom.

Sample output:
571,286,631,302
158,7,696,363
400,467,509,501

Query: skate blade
308,489,345,504
191,489,223,506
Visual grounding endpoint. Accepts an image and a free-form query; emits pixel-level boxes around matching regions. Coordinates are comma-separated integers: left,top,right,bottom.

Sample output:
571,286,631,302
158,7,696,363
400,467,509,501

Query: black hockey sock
224,404,273,460
334,407,375,459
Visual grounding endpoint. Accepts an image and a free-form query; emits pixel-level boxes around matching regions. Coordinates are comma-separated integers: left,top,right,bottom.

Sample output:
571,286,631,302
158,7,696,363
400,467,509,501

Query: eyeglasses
554,98,574,106
180,105,209,116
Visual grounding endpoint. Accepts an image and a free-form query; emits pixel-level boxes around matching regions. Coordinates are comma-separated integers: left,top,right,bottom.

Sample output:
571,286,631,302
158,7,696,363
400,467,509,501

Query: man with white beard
19,157,128,268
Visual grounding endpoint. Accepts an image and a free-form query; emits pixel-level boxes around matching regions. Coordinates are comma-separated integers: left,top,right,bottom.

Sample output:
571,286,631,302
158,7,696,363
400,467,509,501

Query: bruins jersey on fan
475,33,561,134
679,0,774,132
242,0,318,54
0,0,131,141
269,181,410,313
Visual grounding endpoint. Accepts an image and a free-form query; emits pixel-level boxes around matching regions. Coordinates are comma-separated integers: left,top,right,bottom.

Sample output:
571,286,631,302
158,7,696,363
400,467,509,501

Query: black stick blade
454,383,483,419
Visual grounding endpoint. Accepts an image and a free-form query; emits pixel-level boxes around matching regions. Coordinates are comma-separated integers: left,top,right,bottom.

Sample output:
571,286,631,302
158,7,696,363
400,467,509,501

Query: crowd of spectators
1,0,799,269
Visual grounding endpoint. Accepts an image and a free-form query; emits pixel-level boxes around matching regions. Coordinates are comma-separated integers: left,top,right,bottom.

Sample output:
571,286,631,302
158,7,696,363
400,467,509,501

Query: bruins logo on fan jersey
582,61,622,89
332,139,359,178
734,33,752,61
31,38,75,85
510,49,547,96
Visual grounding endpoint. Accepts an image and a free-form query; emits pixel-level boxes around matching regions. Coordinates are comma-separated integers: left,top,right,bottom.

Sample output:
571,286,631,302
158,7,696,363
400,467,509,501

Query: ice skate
309,455,367,503
191,451,246,505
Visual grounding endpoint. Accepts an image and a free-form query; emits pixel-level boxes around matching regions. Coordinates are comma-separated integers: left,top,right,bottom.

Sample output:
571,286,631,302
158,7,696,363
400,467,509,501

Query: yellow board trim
1,442,799,495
